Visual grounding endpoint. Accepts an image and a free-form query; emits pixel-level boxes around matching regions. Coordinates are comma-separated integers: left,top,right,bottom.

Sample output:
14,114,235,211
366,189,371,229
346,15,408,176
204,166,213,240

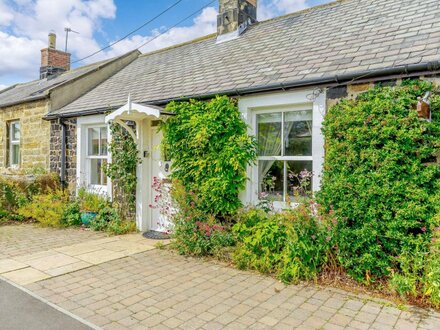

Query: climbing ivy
160,96,257,216
105,123,140,218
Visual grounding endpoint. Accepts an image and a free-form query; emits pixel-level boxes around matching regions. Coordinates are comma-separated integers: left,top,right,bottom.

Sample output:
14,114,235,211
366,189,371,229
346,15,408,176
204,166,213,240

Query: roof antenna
64,27,79,52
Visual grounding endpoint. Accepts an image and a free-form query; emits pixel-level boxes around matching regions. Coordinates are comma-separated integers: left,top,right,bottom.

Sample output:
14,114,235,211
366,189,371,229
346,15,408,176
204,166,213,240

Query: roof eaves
0,95,48,109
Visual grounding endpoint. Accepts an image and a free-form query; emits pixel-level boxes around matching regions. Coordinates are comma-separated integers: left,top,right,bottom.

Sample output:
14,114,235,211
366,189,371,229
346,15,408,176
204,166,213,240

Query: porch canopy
105,95,173,141
104,95,174,232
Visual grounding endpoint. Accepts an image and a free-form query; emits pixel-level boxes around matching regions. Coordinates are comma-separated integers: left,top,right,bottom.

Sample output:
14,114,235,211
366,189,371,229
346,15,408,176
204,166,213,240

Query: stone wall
0,100,51,173
50,118,77,188
326,76,440,108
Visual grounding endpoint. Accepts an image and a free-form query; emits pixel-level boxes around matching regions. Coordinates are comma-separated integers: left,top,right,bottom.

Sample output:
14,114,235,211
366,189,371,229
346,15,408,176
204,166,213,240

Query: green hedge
318,80,440,282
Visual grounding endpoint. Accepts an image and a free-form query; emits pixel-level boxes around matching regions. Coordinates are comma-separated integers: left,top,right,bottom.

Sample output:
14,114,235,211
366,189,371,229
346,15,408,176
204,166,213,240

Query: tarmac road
0,279,93,330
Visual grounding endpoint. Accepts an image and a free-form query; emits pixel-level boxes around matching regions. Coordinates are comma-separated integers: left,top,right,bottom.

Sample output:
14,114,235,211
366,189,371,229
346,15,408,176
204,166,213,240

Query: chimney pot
48,32,56,49
40,32,71,79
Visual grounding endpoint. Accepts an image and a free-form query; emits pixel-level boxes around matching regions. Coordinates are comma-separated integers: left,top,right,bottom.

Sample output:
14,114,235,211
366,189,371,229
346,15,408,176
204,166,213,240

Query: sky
0,0,331,89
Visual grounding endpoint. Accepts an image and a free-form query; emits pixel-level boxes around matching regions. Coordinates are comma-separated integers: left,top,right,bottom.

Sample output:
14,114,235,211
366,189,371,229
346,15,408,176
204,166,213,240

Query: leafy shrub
169,181,235,257
318,80,440,282
106,218,136,235
78,188,102,212
0,173,60,222
89,200,136,235
233,211,287,274
160,96,257,216
61,201,82,227
389,237,427,297
26,173,61,197
232,202,336,283
0,177,27,213
17,190,68,227
423,224,440,308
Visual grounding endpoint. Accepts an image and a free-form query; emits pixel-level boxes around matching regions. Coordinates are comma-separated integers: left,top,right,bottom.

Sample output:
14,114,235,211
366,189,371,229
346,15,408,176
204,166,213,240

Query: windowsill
87,185,108,196
259,200,313,210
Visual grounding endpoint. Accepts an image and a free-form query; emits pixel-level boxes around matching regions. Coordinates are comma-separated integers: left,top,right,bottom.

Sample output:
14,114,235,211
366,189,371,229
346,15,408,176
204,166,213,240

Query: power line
136,0,216,51
72,0,184,64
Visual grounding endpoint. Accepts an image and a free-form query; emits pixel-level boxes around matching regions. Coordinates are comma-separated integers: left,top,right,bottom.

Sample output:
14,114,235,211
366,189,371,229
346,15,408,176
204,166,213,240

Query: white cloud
258,0,309,20
0,84,8,91
0,0,116,82
0,1,13,26
274,0,307,12
100,7,218,59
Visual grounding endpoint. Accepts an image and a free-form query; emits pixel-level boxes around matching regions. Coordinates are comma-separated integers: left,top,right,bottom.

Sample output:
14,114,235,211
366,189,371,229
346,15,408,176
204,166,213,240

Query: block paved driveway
2,224,440,329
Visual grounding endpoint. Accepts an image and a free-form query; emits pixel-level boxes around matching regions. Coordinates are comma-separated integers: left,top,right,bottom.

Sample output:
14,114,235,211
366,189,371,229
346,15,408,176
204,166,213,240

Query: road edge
0,275,100,330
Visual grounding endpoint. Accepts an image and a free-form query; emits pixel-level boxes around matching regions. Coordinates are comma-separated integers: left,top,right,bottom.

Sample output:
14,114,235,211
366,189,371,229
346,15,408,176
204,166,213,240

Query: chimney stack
40,32,71,79
217,0,257,43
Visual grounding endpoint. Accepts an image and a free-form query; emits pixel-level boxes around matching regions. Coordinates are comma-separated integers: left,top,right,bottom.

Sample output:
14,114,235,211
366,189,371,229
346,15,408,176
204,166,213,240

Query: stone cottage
0,33,139,177
40,0,440,231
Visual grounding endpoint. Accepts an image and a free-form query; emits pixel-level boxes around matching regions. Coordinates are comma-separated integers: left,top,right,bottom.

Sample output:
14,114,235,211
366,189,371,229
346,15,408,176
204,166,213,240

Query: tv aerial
64,27,79,52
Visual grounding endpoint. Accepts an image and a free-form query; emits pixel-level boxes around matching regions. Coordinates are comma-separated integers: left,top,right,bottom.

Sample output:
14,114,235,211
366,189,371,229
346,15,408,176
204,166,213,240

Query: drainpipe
59,118,67,190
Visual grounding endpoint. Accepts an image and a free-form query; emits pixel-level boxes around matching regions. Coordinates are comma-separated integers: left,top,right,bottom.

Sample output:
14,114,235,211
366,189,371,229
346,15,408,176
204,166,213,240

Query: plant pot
81,211,97,226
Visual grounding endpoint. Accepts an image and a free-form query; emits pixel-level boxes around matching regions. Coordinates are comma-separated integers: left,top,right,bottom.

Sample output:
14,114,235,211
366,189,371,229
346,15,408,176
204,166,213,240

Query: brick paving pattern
27,249,440,330
0,224,105,259
0,225,162,285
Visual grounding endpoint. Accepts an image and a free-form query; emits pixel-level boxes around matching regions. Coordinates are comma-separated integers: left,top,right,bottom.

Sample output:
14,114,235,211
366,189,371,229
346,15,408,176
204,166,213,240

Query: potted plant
78,188,101,226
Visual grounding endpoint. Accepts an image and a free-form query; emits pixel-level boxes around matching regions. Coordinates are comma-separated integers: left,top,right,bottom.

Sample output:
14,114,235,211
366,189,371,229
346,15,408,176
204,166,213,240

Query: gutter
43,60,440,120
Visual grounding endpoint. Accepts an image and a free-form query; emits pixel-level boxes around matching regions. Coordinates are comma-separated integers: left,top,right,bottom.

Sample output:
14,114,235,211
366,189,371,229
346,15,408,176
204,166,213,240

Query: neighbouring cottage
0,33,140,177
29,0,440,231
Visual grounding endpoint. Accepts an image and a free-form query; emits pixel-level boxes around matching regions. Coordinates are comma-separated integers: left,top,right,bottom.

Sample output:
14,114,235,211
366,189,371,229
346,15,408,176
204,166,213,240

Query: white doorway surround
105,96,173,232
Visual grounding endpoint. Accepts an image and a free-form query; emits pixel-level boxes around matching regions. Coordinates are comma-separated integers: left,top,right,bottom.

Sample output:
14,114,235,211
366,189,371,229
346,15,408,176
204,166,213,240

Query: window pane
287,161,313,198
284,110,312,156
90,159,107,186
88,128,100,156
257,113,282,156
11,122,20,141
11,144,20,165
100,127,108,156
258,160,284,201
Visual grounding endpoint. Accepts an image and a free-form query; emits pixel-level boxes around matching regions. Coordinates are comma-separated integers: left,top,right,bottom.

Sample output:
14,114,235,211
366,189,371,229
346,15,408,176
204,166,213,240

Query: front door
149,126,172,232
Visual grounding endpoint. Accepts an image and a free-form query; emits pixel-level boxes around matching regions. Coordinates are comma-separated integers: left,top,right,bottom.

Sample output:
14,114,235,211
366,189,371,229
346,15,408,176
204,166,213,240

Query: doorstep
0,233,169,285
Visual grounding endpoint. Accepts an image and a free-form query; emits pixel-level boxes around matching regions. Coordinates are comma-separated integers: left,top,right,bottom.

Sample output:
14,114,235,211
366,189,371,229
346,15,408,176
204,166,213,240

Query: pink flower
326,236,331,241
421,227,427,233
299,170,313,179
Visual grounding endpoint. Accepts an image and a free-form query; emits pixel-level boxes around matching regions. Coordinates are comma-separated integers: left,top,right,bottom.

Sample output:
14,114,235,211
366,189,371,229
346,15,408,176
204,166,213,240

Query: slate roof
0,55,128,108
53,0,440,116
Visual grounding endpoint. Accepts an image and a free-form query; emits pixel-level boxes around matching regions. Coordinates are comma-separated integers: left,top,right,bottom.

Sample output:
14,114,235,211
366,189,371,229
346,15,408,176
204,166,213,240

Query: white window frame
77,115,111,196
255,106,313,202
238,89,326,206
9,120,20,168
86,125,108,191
